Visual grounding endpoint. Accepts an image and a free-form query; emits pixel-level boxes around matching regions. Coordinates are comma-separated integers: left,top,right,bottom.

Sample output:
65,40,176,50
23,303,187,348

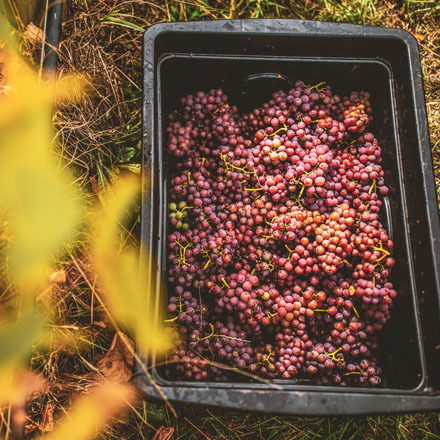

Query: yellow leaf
49,269,66,284
3,167,81,283
39,403,55,432
0,312,44,364
92,177,172,356
0,365,45,406
44,382,134,440
24,23,44,46
96,331,134,383
0,44,84,285
54,73,89,104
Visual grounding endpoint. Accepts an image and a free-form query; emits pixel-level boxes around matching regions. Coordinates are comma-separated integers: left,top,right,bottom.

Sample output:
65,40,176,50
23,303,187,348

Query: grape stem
325,347,344,363
352,304,360,318
221,277,230,289
196,323,251,343
368,179,377,194
265,124,288,138
308,81,326,93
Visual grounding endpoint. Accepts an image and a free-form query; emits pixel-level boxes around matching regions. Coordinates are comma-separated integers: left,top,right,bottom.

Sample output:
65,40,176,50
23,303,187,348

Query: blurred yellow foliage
0,365,45,407
92,176,172,356
44,382,135,440
0,33,168,438
0,46,82,287
0,311,44,365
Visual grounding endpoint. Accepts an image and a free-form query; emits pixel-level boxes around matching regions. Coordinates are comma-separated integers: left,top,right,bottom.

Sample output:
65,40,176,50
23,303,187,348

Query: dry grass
5,0,440,438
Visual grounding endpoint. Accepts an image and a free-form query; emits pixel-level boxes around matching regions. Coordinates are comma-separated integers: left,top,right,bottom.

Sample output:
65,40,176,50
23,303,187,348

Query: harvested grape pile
165,81,396,387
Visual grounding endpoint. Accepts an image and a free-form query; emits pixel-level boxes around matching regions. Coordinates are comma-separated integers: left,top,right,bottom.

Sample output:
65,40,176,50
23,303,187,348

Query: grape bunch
164,82,395,387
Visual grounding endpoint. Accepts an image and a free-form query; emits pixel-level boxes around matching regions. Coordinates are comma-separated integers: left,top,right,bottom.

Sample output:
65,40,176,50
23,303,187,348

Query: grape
165,81,394,387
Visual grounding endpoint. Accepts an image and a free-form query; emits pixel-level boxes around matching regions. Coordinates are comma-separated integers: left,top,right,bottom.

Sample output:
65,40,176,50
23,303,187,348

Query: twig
184,417,211,439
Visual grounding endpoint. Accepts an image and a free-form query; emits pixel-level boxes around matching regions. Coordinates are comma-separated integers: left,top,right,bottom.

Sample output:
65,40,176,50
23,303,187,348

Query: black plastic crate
135,19,440,415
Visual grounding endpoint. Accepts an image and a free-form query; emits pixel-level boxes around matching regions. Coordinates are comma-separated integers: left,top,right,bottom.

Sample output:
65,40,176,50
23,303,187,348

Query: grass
4,0,440,438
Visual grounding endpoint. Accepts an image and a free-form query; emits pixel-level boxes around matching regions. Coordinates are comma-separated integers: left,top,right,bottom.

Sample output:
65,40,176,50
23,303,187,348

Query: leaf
92,177,172,356
49,269,66,284
0,44,83,285
118,146,137,163
152,426,175,440
0,312,44,364
54,74,88,104
96,332,134,383
44,382,134,440
414,33,426,43
99,15,145,32
118,163,141,174
40,403,55,432
145,404,165,423
25,419,40,436
5,167,81,282
24,22,43,45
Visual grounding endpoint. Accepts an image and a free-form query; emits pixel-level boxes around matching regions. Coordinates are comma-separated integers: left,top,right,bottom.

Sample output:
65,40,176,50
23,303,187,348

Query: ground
7,0,440,439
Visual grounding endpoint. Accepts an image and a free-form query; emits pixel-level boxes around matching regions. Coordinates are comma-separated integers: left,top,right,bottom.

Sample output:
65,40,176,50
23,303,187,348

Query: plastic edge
132,375,440,415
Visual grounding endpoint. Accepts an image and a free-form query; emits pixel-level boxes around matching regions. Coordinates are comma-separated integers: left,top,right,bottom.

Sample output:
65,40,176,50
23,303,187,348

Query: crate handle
242,72,292,88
